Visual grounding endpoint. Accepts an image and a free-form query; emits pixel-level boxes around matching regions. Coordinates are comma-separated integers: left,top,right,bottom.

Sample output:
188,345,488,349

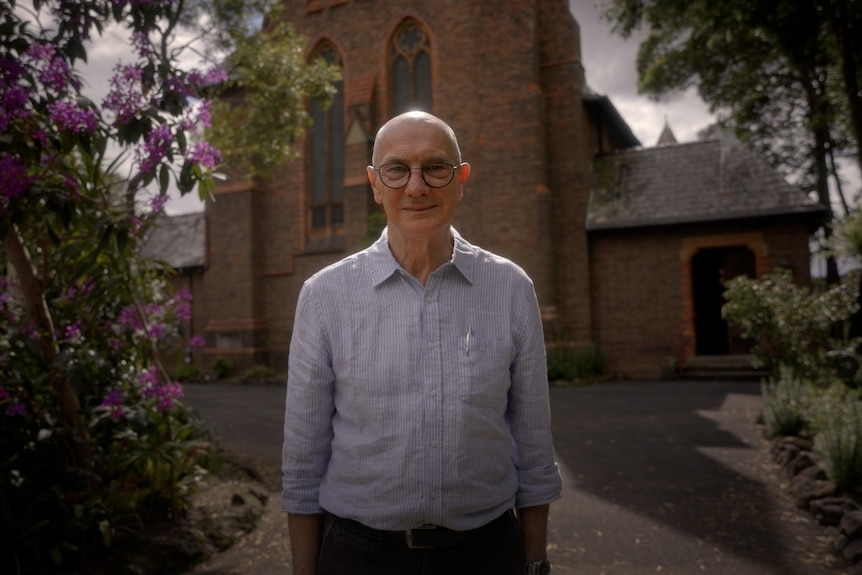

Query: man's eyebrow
380,156,452,165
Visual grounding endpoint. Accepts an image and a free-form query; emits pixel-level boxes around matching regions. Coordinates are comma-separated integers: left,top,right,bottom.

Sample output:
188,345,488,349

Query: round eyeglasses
375,162,462,189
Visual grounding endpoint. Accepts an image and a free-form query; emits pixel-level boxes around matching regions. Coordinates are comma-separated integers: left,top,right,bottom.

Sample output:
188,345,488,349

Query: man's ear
457,162,471,185
367,165,383,204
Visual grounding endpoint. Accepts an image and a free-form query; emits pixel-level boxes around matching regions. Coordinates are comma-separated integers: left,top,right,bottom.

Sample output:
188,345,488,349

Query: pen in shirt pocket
465,326,473,356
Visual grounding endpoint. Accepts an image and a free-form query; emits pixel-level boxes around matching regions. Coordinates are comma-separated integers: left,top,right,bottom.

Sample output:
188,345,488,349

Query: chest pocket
448,328,513,411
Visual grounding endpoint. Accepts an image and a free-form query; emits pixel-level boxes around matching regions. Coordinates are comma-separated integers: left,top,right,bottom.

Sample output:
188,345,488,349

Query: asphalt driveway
183,380,852,575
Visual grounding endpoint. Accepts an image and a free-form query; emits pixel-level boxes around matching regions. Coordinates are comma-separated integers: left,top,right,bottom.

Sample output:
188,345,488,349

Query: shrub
174,363,201,382
761,365,813,438
812,383,862,493
723,269,860,383
212,356,234,380
242,364,276,381
547,344,606,383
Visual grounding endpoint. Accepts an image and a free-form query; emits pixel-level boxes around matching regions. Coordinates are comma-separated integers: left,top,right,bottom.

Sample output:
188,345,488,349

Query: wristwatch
525,560,551,575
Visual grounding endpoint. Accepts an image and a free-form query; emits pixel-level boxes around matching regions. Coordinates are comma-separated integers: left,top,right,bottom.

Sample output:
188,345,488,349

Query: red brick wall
204,0,592,375
590,217,814,379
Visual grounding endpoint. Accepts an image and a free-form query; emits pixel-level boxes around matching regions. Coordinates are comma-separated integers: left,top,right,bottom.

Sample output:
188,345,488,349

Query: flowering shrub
0,1,227,573
723,269,861,383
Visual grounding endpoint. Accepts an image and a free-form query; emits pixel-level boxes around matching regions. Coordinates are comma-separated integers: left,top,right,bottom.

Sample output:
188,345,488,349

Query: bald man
282,112,561,575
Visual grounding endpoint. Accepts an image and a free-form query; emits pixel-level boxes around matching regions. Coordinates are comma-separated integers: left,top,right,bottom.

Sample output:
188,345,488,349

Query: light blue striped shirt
281,228,561,530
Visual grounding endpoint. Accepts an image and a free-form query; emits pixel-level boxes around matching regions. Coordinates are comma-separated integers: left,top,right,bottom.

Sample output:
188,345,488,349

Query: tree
601,0,862,283
0,0,335,572
180,0,340,180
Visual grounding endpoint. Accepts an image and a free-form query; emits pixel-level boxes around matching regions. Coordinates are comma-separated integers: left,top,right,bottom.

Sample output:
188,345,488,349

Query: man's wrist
525,559,551,575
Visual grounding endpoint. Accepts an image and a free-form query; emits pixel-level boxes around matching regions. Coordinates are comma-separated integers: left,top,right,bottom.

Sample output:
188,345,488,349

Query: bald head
371,111,462,167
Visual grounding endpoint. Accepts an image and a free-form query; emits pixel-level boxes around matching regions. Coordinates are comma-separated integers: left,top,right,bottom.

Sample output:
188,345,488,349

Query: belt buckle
405,525,438,549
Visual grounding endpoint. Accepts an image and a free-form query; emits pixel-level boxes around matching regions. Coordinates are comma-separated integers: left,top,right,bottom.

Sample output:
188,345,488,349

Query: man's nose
404,168,430,196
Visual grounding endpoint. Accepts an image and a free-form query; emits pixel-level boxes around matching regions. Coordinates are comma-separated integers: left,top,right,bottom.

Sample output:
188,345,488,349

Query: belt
333,510,514,550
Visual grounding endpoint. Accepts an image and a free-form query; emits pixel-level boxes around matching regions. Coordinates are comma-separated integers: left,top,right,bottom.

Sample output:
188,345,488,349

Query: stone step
682,354,771,381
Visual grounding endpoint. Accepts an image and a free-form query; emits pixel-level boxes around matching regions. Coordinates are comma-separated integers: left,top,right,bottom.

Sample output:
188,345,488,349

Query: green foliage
360,211,387,248
722,269,860,382
174,363,202,382
1,1,228,572
242,363,276,380
212,356,235,380
546,344,607,383
200,4,341,180
812,383,862,493
601,0,862,206
761,366,813,437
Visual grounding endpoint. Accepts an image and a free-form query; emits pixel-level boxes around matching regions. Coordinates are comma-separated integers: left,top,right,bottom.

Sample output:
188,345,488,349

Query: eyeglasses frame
374,161,464,189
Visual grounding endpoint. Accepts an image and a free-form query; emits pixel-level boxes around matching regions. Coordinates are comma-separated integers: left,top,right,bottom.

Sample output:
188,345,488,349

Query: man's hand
516,505,550,563
288,513,326,575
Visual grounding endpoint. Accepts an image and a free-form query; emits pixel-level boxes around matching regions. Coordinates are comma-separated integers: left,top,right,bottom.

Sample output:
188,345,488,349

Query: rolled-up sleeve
508,280,562,508
281,280,336,514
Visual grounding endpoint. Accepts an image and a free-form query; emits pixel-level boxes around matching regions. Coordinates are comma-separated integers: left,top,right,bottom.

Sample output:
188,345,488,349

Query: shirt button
429,390,437,397
430,491,438,499
430,440,438,447
425,296,433,302
427,342,434,349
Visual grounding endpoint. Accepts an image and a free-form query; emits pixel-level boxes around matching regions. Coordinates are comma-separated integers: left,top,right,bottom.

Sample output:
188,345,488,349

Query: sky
75,0,857,216
571,0,716,147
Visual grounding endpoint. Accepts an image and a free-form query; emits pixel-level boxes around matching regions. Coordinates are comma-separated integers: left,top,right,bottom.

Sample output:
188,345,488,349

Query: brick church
149,0,827,379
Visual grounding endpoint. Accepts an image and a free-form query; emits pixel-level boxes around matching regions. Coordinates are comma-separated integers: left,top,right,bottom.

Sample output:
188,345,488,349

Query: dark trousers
317,511,526,575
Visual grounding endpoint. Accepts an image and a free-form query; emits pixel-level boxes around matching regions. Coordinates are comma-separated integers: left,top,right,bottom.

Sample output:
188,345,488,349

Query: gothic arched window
308,42,344,235
390,19,431,115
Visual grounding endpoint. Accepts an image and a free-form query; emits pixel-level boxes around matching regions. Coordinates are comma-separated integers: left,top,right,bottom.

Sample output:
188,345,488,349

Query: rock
774,442,801,467
783,436,815,451
810,497,849,526
842,510,862,539
789,475,838,509
795,461,828,482
190,478,268,551
844,537,862,563
785,451,818,477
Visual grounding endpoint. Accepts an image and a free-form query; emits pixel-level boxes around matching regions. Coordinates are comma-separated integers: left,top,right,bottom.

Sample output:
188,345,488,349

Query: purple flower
150,193,169,214
0,86,30,132
8,402,25,417
103,64,145,123
130,30,154,59
48,99,99,133
100,389,124,407
148,322,166,339
138,366,160,389
138,124,173,174
188,335,206,349
64,321,82,340
0,154,31,211
188,66,228,89
173,299,191,321
189,142,221,171
116,305,144,331
155,381,184,412
0,385,9,401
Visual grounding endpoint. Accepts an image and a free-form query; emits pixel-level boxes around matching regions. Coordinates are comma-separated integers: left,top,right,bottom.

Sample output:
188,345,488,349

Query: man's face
367,118,469,241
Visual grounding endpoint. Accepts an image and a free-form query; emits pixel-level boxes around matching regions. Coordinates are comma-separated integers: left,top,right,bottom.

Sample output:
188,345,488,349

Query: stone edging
771,435,862,565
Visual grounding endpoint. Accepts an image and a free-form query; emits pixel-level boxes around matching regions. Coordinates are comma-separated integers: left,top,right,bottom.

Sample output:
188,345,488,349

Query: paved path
183,380,853,575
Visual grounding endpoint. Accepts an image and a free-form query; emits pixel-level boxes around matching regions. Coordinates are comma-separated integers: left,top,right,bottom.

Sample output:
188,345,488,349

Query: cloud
570,0,717,146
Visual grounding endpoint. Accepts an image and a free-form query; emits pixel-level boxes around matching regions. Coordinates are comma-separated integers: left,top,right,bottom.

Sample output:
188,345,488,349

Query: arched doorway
691,246,755,355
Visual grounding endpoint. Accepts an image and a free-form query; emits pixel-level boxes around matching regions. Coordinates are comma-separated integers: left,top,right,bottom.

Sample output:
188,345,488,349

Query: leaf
159,164,170,194
46,222,60,246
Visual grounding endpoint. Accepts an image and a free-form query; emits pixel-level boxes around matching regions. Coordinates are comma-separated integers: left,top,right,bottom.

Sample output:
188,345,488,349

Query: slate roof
586,137,828,230
140,211,206,269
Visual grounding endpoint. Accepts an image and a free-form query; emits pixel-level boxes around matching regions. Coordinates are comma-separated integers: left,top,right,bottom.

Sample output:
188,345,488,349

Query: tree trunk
823,0,862,175
4,225,92,465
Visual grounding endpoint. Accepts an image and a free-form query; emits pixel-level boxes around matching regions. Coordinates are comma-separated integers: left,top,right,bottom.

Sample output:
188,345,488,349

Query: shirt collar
367,227,477,287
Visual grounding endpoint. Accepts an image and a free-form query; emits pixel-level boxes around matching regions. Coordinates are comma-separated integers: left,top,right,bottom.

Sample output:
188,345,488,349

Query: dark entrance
691,246,755,355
